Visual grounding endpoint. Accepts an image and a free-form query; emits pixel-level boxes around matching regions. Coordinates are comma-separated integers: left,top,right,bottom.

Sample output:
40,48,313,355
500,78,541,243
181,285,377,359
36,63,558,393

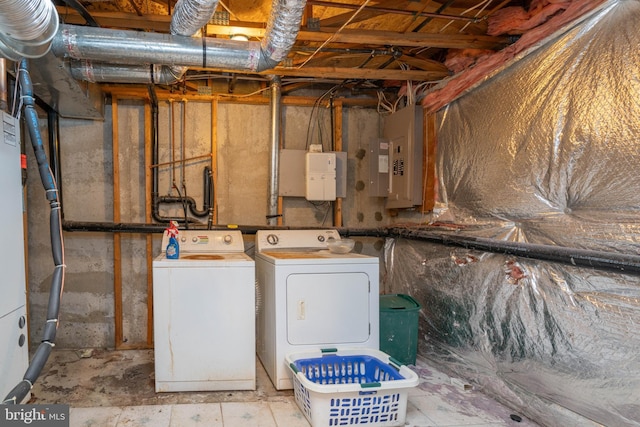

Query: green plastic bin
379,294,421,366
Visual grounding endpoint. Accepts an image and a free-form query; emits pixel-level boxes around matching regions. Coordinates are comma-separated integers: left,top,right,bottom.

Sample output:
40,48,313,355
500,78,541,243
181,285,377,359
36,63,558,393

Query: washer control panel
255,229,341,252
162,229,244,253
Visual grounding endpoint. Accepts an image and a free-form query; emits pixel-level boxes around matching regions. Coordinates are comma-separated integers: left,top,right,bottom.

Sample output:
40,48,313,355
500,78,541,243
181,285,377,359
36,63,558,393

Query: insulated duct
55,0,307,83
67,0,220,84
0,0,59,60
164,0,220,84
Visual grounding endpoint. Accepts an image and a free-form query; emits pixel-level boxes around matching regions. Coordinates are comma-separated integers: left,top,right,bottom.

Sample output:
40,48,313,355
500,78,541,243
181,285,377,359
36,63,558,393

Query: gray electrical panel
381,105,424,209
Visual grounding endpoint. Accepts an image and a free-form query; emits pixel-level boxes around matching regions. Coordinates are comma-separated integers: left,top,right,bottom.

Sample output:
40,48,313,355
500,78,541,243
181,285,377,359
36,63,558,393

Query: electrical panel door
382,105,424,209
305,152,336,201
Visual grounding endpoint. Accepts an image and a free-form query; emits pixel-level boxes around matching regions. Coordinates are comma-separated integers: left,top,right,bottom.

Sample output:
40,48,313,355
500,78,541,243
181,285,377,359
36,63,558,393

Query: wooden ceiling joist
56,8,509,51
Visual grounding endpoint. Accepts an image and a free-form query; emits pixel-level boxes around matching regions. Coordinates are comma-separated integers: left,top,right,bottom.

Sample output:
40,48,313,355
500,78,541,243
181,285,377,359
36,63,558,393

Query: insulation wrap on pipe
53,25,263,71
54,0,307,82
258,0,307,70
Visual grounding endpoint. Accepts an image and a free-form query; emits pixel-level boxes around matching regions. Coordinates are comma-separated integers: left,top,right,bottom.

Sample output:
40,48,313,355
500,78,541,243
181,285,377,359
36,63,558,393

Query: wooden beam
56,7,171,31
297,27,509,50
144,100,153,349
112,96,124,349
422,112,437,213
100,86,379,106
211,98,218,225
316,0,418,28
333,100,343,227
265,66,450,81
55,8,509,50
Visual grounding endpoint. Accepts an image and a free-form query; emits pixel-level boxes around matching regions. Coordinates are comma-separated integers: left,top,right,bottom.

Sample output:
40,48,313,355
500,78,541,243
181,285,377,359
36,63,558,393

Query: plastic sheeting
386,1,640,426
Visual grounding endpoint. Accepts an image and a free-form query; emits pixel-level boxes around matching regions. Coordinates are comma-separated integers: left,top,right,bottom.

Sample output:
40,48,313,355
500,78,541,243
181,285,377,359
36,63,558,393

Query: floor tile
70,406,122,427
221,402,277,427
116,405,171,427
169,403,223,427
268,399,310,427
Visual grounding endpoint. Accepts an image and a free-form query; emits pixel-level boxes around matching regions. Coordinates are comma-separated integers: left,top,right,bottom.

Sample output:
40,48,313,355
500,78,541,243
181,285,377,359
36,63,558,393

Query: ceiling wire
438,0,491,33
297,0,373,69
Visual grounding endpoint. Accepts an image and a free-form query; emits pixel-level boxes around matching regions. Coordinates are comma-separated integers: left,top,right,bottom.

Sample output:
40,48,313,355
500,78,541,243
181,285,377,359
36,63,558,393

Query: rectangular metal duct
26,52,104,120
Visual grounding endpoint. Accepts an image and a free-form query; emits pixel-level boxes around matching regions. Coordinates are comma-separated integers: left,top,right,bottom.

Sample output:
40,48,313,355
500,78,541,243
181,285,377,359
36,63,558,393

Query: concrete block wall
25,94,414,349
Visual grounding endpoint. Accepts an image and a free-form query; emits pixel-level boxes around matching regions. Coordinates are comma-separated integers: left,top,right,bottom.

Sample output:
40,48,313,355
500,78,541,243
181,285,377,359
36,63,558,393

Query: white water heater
0,111,29,401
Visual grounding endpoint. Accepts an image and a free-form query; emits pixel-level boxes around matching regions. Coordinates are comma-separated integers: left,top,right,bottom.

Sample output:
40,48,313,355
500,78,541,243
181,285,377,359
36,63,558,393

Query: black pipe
389,227,640,275
63,220,167,233
59,0,100,27
58,220,640,274
157,194,209,218
204,166,214,229
4,59,65,405
47,109,64,219
148,85,211,224
149,85,160,221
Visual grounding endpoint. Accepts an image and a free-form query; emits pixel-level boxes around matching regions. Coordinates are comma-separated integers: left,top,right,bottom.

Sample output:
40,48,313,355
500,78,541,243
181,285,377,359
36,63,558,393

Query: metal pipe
171,0,220,37
54,25,263,71
69,61,186,85
267,76,281,226
56,0,307,83
55,219,640,275
0,0,59,60
387,227,640,275
47,109,64,220
258,0,307,71
0,58,7,112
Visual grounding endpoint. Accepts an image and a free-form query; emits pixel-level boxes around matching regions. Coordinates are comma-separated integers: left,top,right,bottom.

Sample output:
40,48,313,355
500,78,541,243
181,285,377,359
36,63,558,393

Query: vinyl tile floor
29,349,539,427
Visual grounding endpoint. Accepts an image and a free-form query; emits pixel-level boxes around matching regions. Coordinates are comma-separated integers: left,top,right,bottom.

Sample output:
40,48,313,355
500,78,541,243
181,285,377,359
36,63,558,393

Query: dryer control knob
223,234,233,244
266,234,279,245
192,236,198,243
180,236,187,243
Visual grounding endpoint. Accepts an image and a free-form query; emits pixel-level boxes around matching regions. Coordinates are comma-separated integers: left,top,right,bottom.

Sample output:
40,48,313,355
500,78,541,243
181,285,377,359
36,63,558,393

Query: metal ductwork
54,0,307,83
163,0,220,84
0,0,59,60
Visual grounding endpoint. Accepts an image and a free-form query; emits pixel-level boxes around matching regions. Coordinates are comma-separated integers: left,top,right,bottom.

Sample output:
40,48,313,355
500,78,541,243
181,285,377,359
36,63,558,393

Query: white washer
255,229,379,390
153,229,255,392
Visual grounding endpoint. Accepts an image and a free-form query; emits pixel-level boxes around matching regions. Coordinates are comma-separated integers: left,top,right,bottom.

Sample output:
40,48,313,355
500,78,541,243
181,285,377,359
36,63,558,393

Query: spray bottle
165,220,180,259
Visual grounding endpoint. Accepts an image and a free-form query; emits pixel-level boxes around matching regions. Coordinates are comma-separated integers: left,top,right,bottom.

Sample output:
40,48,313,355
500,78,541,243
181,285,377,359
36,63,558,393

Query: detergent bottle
165,221,180,259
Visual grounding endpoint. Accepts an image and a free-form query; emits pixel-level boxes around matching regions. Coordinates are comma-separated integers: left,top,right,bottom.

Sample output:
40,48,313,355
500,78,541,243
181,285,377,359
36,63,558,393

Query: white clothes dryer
153,229,255,392
255,229,379,390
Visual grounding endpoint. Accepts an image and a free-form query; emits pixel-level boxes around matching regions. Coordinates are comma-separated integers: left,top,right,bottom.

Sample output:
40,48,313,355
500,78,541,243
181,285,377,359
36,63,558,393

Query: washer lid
153,251,253,267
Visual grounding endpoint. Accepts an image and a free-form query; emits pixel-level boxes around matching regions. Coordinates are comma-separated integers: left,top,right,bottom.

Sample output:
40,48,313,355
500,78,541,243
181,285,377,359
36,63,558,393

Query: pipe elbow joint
256,52,280,72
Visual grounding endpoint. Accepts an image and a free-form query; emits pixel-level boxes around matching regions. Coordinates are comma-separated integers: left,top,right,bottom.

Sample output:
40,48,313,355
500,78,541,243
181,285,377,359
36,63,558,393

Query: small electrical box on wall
305,152,336,201
382,105,424,209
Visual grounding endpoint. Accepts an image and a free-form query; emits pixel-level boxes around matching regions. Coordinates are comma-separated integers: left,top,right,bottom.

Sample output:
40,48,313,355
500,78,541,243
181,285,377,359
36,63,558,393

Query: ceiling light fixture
230,34,249,41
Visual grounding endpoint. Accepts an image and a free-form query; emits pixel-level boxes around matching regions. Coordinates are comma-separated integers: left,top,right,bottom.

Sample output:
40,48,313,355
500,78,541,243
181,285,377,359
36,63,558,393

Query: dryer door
286,272,371,345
